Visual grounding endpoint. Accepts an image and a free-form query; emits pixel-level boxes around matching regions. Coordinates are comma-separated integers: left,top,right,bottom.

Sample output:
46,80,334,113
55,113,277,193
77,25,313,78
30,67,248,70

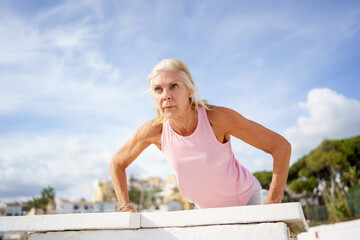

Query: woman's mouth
163,106,175,110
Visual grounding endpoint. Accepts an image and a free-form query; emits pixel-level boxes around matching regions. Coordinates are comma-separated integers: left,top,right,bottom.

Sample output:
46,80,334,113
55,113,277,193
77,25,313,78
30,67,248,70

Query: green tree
341,136,360,168
288,156,307,182
306,140,351,222
342,166,360,187
172,186,179,194
341,136,360,187
325,187,352,222
128,186,141,207
286,135,360,223
27,197,43,215
307,140,349,200
41,187,55,202
40,186,55,214
27,187,56,214
289,176,316,220
253,171,272,190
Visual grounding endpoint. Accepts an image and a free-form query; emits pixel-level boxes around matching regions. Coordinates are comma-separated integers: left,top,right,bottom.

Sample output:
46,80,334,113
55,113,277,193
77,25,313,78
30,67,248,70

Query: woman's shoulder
206,105,237,119
206,105,246,127
134,119,163,144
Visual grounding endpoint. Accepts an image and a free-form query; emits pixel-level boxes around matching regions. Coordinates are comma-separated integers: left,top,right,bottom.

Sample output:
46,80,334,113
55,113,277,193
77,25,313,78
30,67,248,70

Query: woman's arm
110,120,162,212
209,106,291,204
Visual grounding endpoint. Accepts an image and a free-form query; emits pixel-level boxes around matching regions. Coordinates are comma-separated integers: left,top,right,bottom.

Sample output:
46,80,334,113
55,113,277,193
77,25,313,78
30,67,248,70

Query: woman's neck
169,107,198,136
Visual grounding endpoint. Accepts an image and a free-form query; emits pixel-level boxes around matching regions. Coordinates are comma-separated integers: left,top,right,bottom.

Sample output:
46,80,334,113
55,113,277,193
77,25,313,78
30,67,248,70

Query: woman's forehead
152,70,183,85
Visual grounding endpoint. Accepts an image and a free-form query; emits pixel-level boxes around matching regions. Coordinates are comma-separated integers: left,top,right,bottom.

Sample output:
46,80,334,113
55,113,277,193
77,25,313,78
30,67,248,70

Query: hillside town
0,175,193,217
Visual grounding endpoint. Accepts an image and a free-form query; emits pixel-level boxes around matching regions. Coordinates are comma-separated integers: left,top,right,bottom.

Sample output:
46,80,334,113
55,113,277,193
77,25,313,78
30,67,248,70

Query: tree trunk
304,197,311,222
330,166,336,204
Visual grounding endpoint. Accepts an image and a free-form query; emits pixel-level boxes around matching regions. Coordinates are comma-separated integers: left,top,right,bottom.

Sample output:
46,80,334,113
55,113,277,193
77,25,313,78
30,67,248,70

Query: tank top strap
195,106,212,137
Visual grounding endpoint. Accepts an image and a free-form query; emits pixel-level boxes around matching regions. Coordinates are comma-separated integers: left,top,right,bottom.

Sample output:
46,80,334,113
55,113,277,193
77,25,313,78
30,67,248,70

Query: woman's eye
154,87,162,92
171,84,178,89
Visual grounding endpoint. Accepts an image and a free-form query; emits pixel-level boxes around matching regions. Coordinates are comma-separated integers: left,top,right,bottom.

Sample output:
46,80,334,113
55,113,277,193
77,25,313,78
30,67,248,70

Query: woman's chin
163,111,178,120
163,114,174,120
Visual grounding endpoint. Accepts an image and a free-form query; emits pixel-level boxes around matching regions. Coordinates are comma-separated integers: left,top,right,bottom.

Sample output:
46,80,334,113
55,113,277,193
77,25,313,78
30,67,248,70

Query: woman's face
151,70,192,121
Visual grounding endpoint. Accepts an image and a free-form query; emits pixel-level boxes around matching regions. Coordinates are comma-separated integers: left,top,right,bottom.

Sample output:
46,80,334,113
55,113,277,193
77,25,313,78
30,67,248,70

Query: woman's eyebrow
153,80,179,88
168,80,179,85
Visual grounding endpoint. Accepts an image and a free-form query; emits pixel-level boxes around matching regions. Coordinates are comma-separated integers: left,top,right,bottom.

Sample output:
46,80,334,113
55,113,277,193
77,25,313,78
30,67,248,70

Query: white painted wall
298,219,360,240
5,205,24,216
94,202,117,212
28,223,290,240
55,200,74,214
55,199,117,213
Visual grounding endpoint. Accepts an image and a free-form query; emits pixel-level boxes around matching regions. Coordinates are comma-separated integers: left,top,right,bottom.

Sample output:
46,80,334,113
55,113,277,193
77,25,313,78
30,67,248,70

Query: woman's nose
162,89,172,100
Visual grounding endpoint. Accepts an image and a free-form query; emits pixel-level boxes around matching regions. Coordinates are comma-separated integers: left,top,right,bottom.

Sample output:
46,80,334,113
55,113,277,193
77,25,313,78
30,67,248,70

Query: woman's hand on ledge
263,196,282,205
120,205,136,212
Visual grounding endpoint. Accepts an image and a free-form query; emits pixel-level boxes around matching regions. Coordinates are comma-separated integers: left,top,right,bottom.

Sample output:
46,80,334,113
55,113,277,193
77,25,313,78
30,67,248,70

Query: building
157,200,182,212
93,180,117,202
55,199,119,214
95,201,119,212
0,201,6,216
146,177,163,190
4,202,29,216
154,175,194,210
55,199,80,214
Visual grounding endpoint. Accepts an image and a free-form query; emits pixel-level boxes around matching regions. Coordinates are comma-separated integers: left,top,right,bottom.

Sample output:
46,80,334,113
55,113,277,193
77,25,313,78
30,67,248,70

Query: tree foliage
27,186,55,214
27,197,43,211
253,171,272,190
287,136,360,222
289,177,316,195
307,140,348,174
128,186,141,205
286,136,360,223
288,156,307,182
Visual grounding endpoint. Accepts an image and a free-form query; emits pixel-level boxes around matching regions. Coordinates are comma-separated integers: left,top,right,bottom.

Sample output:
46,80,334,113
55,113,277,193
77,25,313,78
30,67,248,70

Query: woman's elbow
283,138,291,154
110,154,127,173
271,137,291,158
278,138,292,164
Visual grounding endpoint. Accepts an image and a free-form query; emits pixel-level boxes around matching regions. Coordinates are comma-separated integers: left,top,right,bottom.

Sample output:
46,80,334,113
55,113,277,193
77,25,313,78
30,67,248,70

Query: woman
110,58,291,212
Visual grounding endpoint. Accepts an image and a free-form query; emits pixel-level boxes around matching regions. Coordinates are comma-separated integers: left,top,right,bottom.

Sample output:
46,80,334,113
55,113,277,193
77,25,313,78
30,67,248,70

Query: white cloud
0,132,110,201
285,88,360,163
0,126,173,202
34,0,104,24
0,112,177,202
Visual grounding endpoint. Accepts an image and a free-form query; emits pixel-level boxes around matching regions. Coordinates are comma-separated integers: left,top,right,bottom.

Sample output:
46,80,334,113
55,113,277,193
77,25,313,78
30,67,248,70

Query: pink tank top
161,107,256,208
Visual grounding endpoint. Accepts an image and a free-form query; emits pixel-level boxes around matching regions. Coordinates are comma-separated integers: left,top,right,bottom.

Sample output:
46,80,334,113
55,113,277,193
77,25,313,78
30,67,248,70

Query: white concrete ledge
0,202,308,239
0,212,140,232
141,202,308,235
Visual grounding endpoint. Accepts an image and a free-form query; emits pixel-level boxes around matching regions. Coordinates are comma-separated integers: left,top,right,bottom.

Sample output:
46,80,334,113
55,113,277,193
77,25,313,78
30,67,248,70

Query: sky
0,0,360,202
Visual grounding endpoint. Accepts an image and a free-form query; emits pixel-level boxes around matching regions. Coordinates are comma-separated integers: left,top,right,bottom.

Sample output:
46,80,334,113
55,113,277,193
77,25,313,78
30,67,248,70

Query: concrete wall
298,219,360,240
29,223,291,240
0,202,308,240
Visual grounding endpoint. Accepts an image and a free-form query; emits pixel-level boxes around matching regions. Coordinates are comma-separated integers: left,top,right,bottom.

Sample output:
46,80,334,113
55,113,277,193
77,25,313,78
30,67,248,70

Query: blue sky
1,0,360,202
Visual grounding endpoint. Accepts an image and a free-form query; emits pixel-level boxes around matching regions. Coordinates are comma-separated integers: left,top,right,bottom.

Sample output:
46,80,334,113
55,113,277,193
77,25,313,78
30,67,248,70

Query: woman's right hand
120,205,136,212
110,120,162,214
